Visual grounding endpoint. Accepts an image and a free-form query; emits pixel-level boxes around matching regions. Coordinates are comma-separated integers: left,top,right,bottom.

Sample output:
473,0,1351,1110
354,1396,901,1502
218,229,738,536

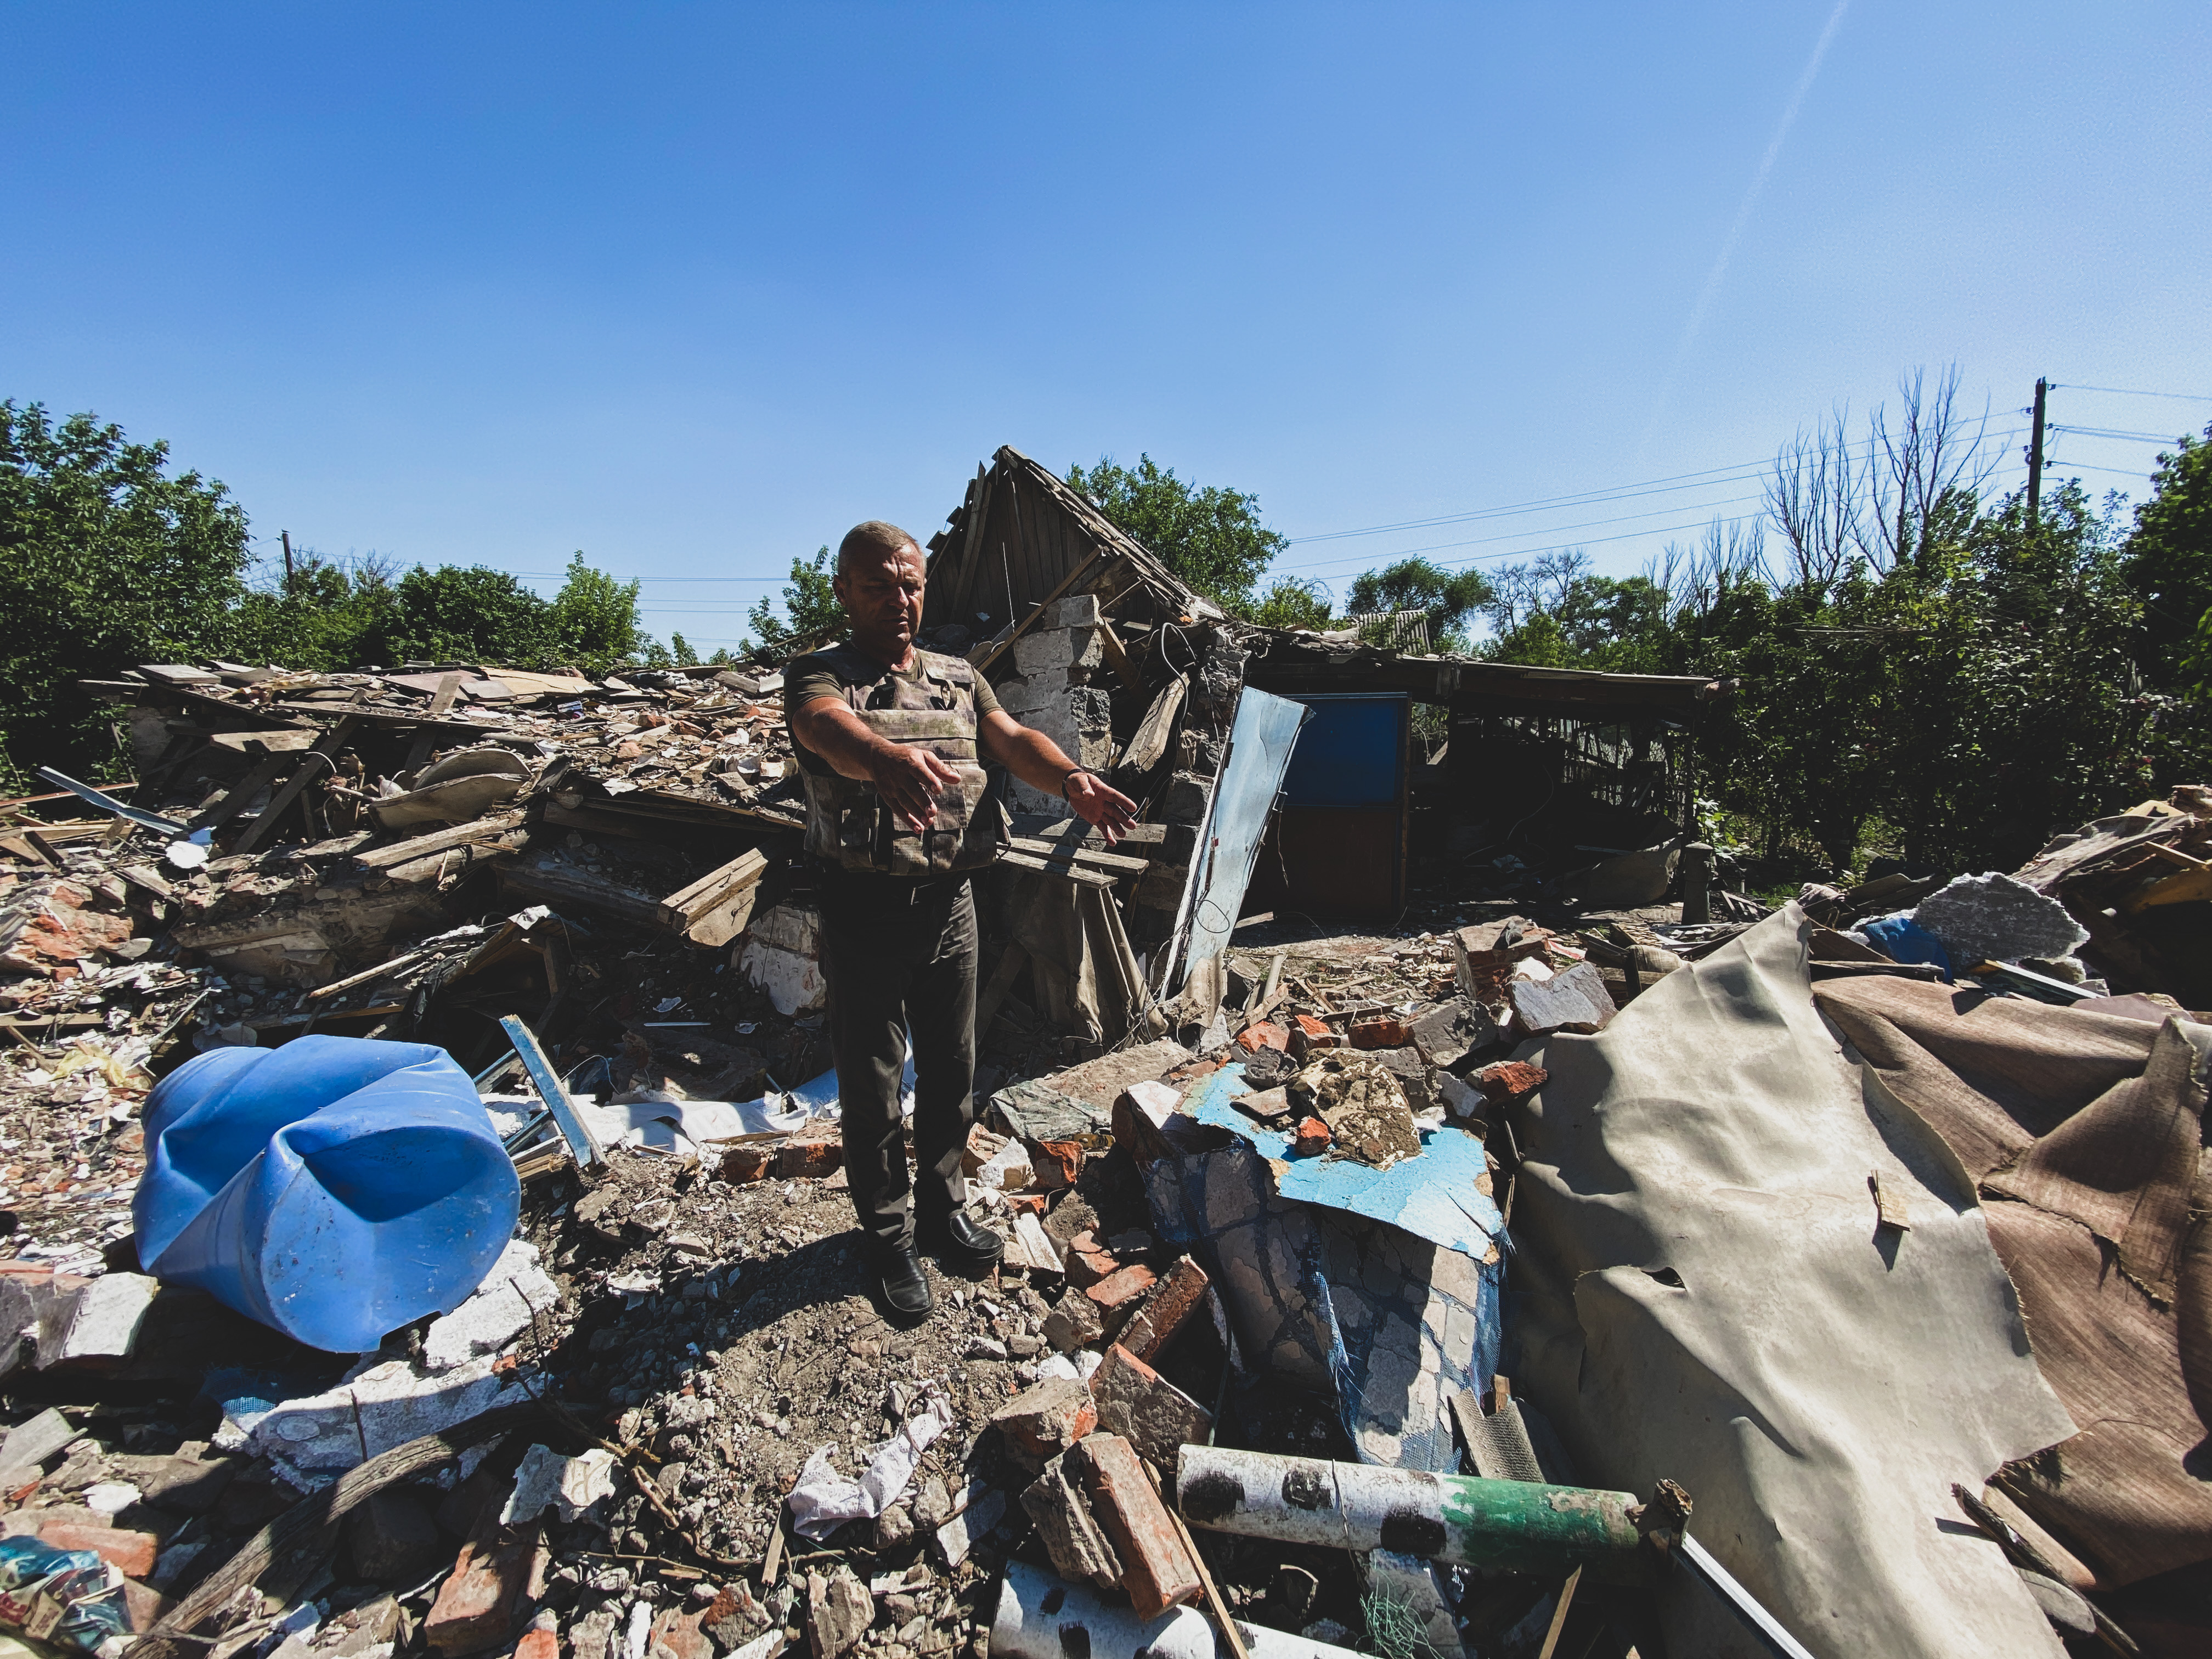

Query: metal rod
33,768,188,836
498,1014,607,1172
1677,1536,1816,1659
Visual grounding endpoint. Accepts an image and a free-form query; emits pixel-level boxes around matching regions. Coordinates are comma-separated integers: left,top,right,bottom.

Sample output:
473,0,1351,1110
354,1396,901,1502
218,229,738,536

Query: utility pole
280,529,296,588
2026,378,2047,528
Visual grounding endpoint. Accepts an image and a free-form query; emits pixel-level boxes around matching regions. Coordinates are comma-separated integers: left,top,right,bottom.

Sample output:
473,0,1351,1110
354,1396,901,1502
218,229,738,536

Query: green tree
2124,425,2212,684
1246,576,1334,631
669,632,698,667
383,564,555,665
1066,454,1287,610
0,402,253,788
549,551,644,669
1346,557,1493,653
747,546,846,659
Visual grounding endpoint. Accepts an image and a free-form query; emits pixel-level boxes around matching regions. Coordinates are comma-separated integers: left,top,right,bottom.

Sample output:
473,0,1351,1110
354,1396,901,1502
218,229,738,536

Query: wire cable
2055,383,2212,403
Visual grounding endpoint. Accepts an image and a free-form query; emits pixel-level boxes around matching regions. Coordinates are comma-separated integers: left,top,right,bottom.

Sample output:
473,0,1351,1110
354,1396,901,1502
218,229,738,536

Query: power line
2049,424,2199,444
1281,426,2022,546
2056,383,2212,404
1276,493,1769,573
1286,511,1767,577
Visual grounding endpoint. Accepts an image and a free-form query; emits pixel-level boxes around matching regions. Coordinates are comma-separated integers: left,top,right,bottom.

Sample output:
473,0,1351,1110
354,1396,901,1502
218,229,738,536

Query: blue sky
4,2,2208,650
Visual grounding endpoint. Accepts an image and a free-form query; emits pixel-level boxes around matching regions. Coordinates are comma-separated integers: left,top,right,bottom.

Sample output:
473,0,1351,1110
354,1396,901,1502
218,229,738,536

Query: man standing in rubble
785,520,1137,1322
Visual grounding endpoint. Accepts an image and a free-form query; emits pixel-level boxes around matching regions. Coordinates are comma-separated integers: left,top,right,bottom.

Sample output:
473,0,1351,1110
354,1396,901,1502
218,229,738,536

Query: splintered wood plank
995,849,1116,888
189,752,293,832
353,811,530,868
1115,675,1187,775
233,717,362,855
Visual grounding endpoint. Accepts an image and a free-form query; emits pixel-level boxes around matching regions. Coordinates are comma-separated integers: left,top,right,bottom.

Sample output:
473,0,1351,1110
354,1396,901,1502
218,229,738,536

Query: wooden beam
354,810,528,868
1004,836,1152,877
1114,675,1187,775
1095,618,1146,693
994,848,1117,888
232,718,359,854
189,752,292,833
971,549,1108,673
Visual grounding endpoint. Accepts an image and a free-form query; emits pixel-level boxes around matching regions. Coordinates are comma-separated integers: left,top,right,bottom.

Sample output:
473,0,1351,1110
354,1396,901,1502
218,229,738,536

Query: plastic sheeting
134,1035,520,1352
1505,905,2074,1659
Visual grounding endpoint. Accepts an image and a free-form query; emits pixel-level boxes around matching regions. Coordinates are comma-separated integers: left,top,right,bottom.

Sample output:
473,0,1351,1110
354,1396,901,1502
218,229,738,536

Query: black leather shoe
917,1207,1006,1273
874,1245,933,1323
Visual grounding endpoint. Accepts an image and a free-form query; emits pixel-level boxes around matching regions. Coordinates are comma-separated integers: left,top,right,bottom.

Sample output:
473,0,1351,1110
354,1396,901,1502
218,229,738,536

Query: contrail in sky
1637,0,1852,462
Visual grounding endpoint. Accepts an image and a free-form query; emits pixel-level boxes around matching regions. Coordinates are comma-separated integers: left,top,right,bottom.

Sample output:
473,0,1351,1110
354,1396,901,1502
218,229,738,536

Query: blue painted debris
1145,1060,1505,1473
1184,1063,1505,1255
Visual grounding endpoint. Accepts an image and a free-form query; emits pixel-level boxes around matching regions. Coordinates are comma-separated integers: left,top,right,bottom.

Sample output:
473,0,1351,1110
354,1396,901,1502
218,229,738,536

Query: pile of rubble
3,444,2212,1658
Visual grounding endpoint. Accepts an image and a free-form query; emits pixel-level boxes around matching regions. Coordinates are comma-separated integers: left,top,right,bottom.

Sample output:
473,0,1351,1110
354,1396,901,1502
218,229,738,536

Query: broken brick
120,1579,173,1635
1020,1454,1122,1588
991,1376,1098,1473
718,1146,772,1183
512,1633,560,1659
425,1519,542,1656
1042,1293,1105,1352
961,1124,1009,1175
1062,1231,1120,1289
35,1522,154,1579
1293,1116,1333,1156
1090,1344,1214,1470
1068,1432,1202,1621
1084,1262,1158,1329
1115,1255,1210,1365
1289,1015,1344,1058
648,1606,713,1659
777,1140,844,1180
1026,1139,1085,1188
1235,1021,1289,1053
1350,1017,1409,1050
1476,1060,1548,1104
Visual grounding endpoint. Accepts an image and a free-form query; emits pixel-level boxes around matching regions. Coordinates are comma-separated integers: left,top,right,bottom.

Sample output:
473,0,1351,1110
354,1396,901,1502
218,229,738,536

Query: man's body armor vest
791,645,1009,877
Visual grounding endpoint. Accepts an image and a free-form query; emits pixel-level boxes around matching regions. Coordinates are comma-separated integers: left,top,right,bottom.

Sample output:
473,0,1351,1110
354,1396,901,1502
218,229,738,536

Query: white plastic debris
787,1384,954,1541
82,1481,141,1515
421,1240,560,1372
503,1444,618,1525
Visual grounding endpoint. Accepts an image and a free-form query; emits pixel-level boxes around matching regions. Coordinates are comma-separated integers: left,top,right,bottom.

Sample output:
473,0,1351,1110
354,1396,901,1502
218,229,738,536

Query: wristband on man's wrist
1060,768,1093,800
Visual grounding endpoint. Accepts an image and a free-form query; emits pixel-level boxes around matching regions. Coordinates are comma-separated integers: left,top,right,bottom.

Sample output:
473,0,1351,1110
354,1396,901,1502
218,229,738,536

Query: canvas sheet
1506,905,2074,1659
1815,973,2212,1586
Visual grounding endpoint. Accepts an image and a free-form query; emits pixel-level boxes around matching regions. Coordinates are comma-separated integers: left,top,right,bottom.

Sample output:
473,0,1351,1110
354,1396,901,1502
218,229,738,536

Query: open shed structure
1244,635,1732,918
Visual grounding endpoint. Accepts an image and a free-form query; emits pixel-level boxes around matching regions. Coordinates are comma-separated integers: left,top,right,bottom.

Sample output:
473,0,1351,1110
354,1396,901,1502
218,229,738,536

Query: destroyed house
5,448,2212,1659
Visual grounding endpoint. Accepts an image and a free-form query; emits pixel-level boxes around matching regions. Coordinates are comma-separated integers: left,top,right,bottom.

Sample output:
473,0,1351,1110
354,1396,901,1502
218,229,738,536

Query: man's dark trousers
815,867,979,1254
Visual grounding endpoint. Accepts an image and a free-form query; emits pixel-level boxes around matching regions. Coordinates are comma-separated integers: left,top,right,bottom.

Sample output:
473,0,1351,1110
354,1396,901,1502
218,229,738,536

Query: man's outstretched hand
1066,771,1139,844
870,745,964,834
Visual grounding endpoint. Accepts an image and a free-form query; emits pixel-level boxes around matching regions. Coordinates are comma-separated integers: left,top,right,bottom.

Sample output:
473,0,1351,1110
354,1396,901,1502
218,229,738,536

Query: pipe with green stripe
1173,1446,1677,1585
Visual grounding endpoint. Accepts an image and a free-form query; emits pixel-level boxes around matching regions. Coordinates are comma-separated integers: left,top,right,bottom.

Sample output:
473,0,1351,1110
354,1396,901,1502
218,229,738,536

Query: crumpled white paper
786,1383,953,1540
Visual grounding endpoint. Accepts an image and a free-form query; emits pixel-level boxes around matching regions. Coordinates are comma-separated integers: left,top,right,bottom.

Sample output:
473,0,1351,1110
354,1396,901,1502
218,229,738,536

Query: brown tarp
1815,975,2212,1586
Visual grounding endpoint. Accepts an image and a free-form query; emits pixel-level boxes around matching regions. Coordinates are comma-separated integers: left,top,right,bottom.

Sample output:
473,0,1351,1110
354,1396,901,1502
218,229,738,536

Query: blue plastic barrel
133,1036,521,1353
